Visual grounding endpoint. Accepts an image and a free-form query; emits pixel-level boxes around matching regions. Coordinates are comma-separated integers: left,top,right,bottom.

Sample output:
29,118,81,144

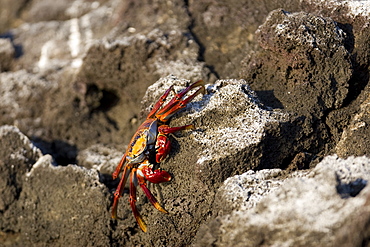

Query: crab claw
140,164,171,183
137,164,170,213
155,124,194,163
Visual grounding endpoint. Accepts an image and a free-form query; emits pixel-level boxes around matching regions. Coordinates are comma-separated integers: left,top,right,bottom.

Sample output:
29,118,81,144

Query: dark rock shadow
32,138,78,166
0,31,23,58
336,175,368,198
337,22,369,107
257,117,307,171
255,90,284,109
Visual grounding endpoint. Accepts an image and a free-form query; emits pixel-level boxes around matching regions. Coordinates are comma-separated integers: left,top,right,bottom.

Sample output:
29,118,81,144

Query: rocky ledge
1,0,370,246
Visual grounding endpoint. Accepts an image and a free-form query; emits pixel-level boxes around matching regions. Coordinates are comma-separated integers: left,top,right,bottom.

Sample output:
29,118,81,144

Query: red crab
111,80,205,232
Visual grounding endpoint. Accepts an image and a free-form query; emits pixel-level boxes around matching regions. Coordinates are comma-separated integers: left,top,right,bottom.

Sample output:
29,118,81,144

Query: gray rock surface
106,76,289,246
0,38,14,71
336,93,370,157
0,125,42,232
18,155,111,246
251,9,351,118
142,77,291,186
195,155,370,246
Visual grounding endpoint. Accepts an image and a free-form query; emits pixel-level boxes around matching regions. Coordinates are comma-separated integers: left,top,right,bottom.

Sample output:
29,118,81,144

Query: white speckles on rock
219,169,284,212
0,125,42,213
186,80,283,165
77,144,123,174
146,77,287,166
142,76,291,189
0,125,42,162
196,155,370,246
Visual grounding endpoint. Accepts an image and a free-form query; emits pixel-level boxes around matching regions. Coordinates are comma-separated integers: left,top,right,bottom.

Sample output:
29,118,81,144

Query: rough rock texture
1,0,370,246
240,9,353,161
103,76,289,246
0,38,14,71
142,77,292,184
245,9,351,118
0,70,58,126
336,92,370,157
18,155,112,246
0,77,291,246
194,155,370,247
0,125,42,232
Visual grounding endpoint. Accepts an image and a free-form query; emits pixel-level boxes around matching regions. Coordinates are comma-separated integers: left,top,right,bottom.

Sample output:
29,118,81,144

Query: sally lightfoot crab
111,80,205,232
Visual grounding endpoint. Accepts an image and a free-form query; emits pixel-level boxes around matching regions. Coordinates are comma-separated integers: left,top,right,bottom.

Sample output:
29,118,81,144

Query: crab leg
156,80,205,122
158,124,194,134
112,153,127,180
130,168,147,232
158,80,204,115
147,85,174,119
137,165,169,213
111,164,131,219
